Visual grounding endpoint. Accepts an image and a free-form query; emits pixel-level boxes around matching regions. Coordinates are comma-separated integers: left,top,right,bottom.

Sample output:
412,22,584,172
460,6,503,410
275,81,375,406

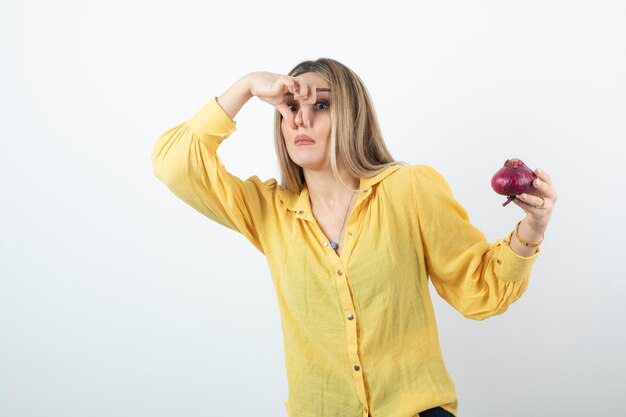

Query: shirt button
363,406,369,414
348,231,353,236
496,259,502,264
323,240,329,247
297,210,304,215
347,313,354,320
354,364,360,371
337,269,343,276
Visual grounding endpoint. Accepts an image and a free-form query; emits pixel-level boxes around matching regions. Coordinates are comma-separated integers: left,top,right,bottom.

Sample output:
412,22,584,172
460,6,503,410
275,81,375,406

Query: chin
288,150,328,171
292,161,326,171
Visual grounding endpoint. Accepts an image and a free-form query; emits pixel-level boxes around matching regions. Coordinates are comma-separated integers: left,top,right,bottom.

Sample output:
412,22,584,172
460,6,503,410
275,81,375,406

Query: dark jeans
368,406,454,417
419,406,454,417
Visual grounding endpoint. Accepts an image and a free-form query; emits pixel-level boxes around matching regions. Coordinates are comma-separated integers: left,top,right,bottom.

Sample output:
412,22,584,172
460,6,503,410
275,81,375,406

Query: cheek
320,115,332,135
280,122,290,141
320,121,332,143
282,118,297,136
280,127,294,155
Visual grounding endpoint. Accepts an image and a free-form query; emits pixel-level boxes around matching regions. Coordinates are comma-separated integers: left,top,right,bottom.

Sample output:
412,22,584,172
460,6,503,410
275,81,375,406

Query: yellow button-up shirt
151,97,539,417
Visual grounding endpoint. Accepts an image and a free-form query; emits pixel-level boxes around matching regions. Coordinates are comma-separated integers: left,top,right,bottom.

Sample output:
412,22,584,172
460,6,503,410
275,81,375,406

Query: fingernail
537,168,542,174
535,179,541,186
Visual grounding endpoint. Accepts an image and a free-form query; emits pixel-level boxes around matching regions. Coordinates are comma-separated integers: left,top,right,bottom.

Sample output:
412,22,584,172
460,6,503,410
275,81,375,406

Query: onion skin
491,158,537,206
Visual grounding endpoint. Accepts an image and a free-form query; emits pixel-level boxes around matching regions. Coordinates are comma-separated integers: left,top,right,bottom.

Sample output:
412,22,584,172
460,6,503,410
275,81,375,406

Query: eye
287,104,298,112
314,100,329,110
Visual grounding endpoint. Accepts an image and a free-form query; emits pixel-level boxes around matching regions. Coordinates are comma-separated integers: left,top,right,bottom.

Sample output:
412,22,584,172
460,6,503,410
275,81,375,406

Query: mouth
294,134,316,146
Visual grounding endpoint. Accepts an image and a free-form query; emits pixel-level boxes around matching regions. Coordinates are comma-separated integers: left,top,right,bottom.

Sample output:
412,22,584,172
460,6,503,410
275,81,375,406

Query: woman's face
281,72,332,172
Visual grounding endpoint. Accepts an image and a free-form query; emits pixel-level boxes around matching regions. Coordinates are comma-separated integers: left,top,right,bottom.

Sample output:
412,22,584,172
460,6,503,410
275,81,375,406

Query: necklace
330,190,357,251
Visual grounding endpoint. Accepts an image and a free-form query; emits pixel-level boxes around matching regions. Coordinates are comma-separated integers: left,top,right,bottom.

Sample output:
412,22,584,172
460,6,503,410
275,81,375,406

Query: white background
1,1,625,416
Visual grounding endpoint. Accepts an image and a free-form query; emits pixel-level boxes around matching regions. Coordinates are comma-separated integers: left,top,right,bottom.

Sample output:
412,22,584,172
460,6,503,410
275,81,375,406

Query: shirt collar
277,165,403,220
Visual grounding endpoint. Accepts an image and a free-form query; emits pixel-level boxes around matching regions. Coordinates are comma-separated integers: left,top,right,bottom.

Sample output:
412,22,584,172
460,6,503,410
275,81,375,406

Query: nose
294,105,311,128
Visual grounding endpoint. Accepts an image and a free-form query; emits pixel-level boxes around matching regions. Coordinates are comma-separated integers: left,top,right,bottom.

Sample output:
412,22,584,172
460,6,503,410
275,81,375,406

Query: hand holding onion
491,158,558,232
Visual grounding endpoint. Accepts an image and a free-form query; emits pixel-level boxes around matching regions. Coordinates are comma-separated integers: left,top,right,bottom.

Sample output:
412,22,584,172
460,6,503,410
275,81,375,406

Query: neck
304,167,359,210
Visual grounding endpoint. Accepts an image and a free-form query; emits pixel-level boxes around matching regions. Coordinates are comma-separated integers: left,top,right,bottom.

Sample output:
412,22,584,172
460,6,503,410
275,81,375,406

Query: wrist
522,215,547,236
509,220,543,257
217,75,254,120
237,74,254,100
515,220,544,247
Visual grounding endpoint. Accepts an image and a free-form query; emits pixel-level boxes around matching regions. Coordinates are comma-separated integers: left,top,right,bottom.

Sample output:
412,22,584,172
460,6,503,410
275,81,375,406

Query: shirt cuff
187,96,237,147
493,232,540,282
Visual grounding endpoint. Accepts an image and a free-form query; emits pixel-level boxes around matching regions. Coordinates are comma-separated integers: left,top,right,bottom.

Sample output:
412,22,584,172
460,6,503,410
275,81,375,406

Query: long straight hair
273,58,402,194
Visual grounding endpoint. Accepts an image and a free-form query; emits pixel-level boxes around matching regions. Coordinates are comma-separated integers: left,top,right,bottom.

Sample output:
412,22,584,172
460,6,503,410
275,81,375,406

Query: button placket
333,265,368,410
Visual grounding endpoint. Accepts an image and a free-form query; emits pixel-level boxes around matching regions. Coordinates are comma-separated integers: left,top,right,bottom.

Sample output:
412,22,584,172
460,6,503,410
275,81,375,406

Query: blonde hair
274,58,402,194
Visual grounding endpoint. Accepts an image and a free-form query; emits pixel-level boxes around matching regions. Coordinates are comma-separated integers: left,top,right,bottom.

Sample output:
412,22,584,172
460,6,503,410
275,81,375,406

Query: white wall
1,1,624,416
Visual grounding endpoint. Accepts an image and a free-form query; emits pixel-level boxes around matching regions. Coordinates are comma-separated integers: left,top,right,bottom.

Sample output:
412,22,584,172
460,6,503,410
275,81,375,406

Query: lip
294,134,316,146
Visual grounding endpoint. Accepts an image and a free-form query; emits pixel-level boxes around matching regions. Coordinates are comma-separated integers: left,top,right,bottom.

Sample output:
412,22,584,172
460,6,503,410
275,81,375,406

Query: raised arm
150,72,322,253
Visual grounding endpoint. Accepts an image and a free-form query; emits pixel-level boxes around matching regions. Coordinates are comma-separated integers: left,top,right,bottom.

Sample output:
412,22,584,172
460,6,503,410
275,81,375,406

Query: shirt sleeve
150,97,274,254
411,165,539,320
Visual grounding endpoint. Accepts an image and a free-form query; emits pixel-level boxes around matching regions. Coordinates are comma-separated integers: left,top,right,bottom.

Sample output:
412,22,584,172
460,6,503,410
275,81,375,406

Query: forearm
217,74,253,120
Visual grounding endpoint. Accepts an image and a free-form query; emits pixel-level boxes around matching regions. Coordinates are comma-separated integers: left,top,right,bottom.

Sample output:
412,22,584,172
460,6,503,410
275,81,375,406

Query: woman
151,58,557,417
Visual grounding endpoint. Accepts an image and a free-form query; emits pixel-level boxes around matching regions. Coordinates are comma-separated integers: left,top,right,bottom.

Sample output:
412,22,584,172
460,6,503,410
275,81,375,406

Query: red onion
491,158,537,207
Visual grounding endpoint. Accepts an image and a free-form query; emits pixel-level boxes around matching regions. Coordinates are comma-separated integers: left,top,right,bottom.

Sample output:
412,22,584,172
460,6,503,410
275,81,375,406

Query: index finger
300,83,318,106
534,168,552,184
